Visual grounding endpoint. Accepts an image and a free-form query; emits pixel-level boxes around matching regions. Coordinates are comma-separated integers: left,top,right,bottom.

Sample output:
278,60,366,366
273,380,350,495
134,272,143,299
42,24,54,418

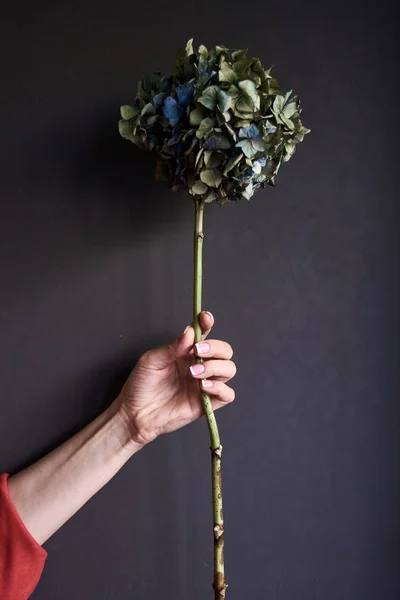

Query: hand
115,311,236,446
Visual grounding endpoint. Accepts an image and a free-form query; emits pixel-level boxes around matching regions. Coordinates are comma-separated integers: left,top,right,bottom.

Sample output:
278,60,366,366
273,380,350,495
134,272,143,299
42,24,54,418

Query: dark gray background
0,1,398,599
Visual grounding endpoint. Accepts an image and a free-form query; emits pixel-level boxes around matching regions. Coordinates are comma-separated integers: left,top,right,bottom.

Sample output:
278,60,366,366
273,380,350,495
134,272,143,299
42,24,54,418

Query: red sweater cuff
0,473,47,600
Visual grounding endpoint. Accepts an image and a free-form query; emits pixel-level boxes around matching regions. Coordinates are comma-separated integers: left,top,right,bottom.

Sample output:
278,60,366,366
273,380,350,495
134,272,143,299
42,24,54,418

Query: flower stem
193,197,227,599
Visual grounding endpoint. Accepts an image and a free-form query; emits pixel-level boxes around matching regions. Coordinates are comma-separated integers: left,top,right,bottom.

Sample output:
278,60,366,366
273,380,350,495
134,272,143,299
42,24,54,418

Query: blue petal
255,157,267,167
176,83,194,106
163,97,183,127
239,124,262,140
246,124,261,139
153,92,167,110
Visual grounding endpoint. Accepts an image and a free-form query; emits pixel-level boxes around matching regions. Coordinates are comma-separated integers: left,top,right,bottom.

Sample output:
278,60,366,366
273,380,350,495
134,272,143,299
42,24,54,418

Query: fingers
200,379,235,408
140,324,195,369
193,339,233,360
189,359,236,382
138,312,215,370
199,310,214,340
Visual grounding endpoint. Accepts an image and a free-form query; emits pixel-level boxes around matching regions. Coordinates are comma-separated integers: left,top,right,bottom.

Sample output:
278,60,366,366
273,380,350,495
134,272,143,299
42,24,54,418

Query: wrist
105,401,145,458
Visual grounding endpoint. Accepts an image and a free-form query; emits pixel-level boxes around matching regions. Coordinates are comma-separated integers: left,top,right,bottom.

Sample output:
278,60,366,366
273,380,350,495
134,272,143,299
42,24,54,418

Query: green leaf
293,122,311,142
190,107,207,126
272,93,298,129
146,115,158,126
229,81,260,113
198,86,218,110
252,139,266,152
196,118,216,139
120,105,138,120
238,80,260,110
283,141,296,162
234,118,252,129
191,180,208,195
198,86,233,114
233,58,254,74
204,189,218,203
219,62,237,83
195,148,204,171
204,150,225,169
141,103,155,117
282,102,298,119
186,38,194,56
203,133,231,150
118,119,134,141
232,48,248,61
223,153,243,175
215,45,229,56
223,121,237,140
272,95,284,113
250,75,262,88
136,128,147,142
136,89,150,105
267,77,280,95
217,90,232,113
200,168,222,188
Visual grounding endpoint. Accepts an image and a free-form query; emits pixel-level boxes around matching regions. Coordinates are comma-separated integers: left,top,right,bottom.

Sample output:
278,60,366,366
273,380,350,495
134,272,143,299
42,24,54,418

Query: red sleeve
0,473,47,600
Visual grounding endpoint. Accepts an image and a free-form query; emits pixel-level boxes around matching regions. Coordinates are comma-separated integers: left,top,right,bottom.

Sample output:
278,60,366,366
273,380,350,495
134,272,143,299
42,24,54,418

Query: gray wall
0,1,398,599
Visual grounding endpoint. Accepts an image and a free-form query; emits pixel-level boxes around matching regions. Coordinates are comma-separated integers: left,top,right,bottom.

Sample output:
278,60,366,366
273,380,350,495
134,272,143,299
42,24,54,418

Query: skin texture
8,311,236,546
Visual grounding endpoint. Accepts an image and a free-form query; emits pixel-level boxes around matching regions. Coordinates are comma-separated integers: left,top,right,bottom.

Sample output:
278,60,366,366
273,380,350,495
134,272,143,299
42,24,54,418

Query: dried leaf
200,168,222,188
223,153,243,175
186,38,194,56
190,107,207,126
191,180,208,195
120,105,138,120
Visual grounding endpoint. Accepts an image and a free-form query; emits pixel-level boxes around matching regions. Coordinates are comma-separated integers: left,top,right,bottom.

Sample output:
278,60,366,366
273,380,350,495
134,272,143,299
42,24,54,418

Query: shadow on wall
9,330,172,475
73,111,190,241
0,108,191,313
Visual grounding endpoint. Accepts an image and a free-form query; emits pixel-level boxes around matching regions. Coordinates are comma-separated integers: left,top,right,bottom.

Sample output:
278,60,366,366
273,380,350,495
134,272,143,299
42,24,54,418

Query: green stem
193,197,227,600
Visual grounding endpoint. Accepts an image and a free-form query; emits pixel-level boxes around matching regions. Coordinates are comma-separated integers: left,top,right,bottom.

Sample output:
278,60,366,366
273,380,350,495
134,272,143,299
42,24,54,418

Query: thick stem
193,197,227,600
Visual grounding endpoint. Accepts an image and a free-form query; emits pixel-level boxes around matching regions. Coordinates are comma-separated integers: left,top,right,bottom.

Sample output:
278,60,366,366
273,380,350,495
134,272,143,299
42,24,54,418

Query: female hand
116,311,236,446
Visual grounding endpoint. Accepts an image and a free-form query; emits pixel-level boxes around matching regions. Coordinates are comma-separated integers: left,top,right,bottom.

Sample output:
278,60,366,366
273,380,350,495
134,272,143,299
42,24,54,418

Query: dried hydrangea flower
119,39,309,205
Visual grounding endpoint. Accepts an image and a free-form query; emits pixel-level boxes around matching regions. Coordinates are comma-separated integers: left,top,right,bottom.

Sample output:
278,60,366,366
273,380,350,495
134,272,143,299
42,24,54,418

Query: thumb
142,325,195,370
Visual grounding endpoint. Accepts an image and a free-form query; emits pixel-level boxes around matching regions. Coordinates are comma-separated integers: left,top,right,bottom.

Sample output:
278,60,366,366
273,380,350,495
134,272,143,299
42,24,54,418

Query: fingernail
190,363,205,376
202,379,213,388
195,342,210,355
205,311,214,321
179,325,190,340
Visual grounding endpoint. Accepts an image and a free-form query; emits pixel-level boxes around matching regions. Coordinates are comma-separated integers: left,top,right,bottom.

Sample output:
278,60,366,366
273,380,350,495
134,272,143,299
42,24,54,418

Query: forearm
8,401,142,545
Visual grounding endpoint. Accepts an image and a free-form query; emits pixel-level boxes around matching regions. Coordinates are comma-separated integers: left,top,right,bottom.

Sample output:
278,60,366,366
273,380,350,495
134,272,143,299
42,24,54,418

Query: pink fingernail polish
190,363,205,376
205,311,214,321
202,379,213,388
195,342,210,355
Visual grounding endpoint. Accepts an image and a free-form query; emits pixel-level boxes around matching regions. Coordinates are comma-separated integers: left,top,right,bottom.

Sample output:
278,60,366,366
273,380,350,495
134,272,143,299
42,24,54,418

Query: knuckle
139,350,152,365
